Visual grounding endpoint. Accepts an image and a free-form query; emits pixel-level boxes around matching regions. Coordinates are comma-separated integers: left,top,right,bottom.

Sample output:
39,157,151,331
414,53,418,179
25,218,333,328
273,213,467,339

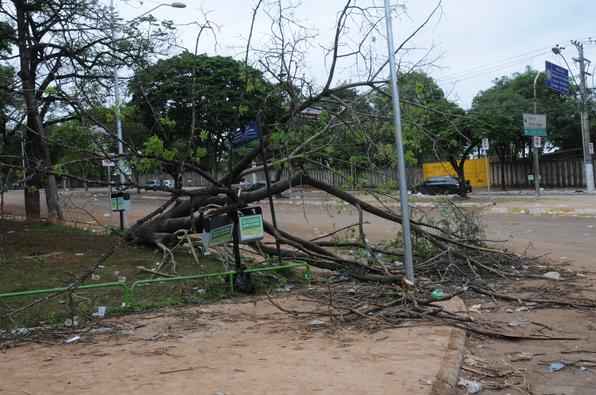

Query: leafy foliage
129,52,281,179
471,67,580,160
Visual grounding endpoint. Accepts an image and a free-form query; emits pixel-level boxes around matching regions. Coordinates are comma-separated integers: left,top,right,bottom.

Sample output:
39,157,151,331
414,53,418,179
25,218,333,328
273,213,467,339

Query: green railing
0,263,311,307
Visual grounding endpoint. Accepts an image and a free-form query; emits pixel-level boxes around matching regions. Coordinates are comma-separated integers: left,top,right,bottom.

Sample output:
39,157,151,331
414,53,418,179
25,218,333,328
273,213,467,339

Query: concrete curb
488,206,596,217
430,296,467,395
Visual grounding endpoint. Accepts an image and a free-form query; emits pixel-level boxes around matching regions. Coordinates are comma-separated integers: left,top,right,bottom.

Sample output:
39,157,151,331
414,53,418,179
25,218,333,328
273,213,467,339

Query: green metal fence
0,263,311,307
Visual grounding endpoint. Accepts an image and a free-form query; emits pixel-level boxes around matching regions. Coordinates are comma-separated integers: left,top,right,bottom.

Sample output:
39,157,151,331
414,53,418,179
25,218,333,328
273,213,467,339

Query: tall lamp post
383,0,415,284
110,1,187,228
532,71,542,197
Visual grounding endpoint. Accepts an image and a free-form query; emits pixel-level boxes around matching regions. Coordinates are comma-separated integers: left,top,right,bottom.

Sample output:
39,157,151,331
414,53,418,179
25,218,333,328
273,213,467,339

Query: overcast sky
119,0,596,109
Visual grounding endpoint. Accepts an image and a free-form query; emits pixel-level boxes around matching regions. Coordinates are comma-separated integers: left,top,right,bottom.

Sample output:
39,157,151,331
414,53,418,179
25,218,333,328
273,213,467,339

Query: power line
434,47,551,82
437,50,551,84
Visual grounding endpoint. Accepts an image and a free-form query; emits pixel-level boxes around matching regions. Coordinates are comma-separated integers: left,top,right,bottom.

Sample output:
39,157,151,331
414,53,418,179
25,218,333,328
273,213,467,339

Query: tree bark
24,188,41,220
15,2,63,222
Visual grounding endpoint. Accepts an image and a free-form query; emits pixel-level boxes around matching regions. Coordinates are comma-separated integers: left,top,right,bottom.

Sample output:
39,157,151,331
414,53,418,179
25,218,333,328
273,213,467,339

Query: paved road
2,190,595,267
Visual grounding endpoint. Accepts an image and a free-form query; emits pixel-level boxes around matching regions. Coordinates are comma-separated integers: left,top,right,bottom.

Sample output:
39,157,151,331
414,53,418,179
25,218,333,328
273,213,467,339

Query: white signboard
102,159,115,167
523,113,547,137
481,138,490,151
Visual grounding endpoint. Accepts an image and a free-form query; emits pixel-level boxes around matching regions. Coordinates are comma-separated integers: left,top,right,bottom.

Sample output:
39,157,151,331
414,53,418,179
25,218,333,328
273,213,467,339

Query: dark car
414,176,471,195
244,181,266,192
143,179,160,190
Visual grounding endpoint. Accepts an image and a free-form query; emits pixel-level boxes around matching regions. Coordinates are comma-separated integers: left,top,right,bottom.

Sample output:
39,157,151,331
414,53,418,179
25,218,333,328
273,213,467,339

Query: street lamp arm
131,2,187,22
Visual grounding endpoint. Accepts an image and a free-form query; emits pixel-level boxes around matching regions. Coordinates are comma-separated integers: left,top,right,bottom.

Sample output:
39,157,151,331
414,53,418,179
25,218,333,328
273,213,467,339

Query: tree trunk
0,176,4,216
15,2,63,222
24,187,41,220
449,158,468,198
45,175,63,223
499,158,506,190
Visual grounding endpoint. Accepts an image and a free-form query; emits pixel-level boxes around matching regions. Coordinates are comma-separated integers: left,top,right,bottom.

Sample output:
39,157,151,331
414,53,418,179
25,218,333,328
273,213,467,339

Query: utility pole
383,0,415,284
111,0,127,228
571,40,595,192
532,71,542,197
108,1,187,228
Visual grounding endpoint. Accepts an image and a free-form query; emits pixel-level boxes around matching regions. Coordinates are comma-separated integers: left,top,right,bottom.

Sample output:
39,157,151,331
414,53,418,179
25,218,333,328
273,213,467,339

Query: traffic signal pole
572,40,595,192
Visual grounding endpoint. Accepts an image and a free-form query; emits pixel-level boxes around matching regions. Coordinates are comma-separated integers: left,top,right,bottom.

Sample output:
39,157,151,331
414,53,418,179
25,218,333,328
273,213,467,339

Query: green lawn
0,220,302,329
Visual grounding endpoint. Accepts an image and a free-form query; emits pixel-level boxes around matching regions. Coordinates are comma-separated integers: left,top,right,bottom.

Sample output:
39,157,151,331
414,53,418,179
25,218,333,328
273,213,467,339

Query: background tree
0,20,17,211
48,120,104,190
0,0,173,220
471,68,578,189
370,71,477,195
129,52,280,186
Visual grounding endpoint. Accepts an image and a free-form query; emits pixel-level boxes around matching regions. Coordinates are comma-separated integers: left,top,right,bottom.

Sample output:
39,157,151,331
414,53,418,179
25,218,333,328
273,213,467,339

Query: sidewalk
0,296,467,395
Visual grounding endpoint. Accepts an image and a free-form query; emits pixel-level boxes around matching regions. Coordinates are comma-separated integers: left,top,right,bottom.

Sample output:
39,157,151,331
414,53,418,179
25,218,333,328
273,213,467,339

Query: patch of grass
0,220,307,330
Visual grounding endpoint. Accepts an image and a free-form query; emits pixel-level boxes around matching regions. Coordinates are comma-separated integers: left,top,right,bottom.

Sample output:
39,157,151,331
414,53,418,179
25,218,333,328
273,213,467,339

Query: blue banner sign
545,61,569,95
231,120,260,146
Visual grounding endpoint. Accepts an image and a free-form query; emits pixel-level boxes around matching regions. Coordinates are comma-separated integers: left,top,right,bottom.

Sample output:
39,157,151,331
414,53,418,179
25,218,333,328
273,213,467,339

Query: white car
161,179,174,188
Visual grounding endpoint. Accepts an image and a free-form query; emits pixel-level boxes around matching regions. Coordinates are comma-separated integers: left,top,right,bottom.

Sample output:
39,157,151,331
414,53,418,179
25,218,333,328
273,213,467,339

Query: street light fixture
110,0,187,229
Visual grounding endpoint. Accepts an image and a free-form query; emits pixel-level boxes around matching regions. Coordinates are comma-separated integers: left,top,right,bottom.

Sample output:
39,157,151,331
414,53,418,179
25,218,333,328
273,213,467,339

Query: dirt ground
454,215,596,395
3,191,596,394
0,296,464,395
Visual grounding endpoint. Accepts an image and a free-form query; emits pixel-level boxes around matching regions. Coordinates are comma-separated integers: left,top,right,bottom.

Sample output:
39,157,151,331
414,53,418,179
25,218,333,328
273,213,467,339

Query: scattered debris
546,361,566,372
508,319,529,327
431,289,445,300
23,252,63,260
90,327,113,335
458,378,483,394
159,367,194,375
543,271,561,280
92,306,107,318
469,304,482,314
12,328,31,337
509,352,536,362
64,335,81,344
275,285,294,292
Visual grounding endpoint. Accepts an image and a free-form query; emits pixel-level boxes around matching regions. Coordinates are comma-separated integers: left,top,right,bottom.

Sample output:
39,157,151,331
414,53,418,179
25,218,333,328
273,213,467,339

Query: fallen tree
122,0,514,284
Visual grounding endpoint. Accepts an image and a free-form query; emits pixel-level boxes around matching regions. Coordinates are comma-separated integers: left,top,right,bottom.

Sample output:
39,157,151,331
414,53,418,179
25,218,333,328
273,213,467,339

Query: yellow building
422,158,490,188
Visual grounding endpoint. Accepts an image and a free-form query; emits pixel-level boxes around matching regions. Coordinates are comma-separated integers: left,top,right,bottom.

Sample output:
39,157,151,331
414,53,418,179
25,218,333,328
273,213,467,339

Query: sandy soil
459,214,596,395
0,296,463,395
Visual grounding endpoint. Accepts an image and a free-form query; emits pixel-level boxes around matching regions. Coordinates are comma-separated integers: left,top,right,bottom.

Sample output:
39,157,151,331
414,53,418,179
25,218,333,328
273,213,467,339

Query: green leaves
129,53,281,174
159,117,176,130
199,129,209,142
143,135,177,161
194,147,207,159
